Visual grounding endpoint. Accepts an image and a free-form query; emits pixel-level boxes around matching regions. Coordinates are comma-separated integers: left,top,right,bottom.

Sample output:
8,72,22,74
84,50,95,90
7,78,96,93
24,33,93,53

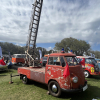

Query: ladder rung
34,18,39,21
36,1,41,5
33,22,38,25
30,39,35,41
35,10,40,13
32,31,36,33
34,14,39,17
31,35,36,37
32,4,41,9
32,27,37,29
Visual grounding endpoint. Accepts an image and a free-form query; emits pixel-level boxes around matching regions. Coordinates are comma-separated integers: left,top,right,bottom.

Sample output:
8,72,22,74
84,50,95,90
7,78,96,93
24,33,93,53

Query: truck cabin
47,52,79,67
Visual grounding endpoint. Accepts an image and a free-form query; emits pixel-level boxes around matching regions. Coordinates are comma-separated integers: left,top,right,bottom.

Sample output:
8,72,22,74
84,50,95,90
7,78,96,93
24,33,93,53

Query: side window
48,57,61,66
85,58,89,64
53,57,61,65
65,57,78,66
60,57,65,67
48,57,53,65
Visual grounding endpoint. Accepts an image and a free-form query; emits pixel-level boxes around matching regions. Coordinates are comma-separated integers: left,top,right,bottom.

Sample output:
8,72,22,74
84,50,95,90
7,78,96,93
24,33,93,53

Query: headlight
72,76,78,83
95,67,99,72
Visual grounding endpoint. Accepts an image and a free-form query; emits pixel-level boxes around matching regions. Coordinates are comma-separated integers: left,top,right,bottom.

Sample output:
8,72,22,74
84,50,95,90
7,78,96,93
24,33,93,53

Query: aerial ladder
25,0,43,66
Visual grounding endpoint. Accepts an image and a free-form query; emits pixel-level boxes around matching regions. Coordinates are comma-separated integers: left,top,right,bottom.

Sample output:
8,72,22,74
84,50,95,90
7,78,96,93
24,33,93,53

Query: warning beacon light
61,48,65,53
70,50,73,54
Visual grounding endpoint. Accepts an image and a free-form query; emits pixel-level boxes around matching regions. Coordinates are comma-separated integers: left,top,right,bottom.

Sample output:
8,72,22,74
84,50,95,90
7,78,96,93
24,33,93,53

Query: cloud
46,47,53,51
0,0,100,47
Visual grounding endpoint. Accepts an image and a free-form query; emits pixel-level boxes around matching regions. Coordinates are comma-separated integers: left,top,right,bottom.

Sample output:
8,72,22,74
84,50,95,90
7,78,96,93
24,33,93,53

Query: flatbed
18,66,45,83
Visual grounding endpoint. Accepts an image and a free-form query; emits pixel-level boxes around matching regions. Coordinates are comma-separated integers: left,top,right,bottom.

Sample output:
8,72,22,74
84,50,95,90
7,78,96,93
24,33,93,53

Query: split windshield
13,55,26,58
65,56,78,66
85,58,97,64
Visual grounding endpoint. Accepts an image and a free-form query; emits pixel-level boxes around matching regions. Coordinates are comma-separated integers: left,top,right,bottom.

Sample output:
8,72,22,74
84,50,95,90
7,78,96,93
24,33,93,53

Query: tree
0,42,25,55
89,50,100,59
54,37,91,56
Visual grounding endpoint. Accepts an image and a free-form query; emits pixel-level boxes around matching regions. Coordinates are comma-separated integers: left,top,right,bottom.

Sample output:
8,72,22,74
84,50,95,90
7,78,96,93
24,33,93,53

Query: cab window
48,56,65,66
53,57,60,65
65,56,78,66
48,57,53,65
48,57,60,65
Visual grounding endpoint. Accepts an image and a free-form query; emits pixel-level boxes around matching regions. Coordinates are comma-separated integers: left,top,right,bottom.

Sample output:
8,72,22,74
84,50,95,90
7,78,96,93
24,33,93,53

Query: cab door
45,56,69,88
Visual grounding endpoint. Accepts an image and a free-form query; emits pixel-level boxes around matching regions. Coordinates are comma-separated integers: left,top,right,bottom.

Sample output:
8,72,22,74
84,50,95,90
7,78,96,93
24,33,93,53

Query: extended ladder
25,0,43,66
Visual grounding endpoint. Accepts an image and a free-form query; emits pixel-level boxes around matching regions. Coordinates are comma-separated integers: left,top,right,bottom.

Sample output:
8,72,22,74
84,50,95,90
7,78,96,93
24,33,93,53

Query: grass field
0,69,100,100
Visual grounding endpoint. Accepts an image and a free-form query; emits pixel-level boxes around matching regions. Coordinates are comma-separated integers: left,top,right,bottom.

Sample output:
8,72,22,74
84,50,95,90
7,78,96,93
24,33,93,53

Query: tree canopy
0,42,25,55
0,42,52,57
89,50,100,59
1,40,100,58
54,37,91,56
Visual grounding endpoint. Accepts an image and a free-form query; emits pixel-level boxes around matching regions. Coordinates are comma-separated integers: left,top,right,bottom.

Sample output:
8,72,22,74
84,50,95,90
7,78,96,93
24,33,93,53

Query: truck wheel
22,75,29,84
48,81,61,97
84,71,90,78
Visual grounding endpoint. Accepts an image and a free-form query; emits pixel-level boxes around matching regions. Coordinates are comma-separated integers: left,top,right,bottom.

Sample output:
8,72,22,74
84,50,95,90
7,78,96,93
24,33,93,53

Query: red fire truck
77,56,100,78
17,0,88,97
18,52,88,97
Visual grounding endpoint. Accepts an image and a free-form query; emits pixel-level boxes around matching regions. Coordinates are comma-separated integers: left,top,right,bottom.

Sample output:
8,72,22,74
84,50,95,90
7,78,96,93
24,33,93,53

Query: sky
0,0,100,51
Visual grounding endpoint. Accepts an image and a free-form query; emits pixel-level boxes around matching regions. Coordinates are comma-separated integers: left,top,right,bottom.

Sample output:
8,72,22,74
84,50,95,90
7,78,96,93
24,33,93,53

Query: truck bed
18,66,46,84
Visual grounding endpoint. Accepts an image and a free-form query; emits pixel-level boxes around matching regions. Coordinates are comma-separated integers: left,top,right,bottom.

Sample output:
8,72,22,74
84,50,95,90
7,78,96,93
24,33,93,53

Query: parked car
12,54,26,65
40,57,47,66
77,56,100,78
95,59,100,75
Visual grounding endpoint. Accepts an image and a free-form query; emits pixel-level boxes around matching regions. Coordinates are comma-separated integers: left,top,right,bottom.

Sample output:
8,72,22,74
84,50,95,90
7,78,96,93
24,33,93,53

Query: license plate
83,84,88,91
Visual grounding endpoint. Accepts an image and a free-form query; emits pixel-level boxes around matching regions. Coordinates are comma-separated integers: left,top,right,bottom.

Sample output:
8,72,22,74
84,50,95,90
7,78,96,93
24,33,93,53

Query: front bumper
61,81,88,93
91,72,99,75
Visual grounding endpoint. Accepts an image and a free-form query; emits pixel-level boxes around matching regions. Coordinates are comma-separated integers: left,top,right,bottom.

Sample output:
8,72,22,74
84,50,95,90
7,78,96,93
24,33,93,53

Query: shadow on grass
27,80,48,90
86,75,100,82
60,84,100,100
0,70,8,73
0,69,15,73
11,65,23,70
25,80,100,99
91,75,100,79
0,74,7,76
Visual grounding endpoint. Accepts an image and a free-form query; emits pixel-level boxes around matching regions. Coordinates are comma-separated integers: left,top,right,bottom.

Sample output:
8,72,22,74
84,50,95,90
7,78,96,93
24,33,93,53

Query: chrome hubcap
23,76,26,81
52,84,57,93
84,72,88,77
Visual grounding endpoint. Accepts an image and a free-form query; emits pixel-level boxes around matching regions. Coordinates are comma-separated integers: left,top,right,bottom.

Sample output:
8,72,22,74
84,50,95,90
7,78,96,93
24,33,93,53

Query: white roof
13,54,26,55
77,56,94,58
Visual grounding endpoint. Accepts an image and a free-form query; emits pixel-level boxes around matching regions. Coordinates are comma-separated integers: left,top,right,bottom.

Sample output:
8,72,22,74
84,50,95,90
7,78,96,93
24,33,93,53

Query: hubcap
84,71,88,77
52,84,57,93
23,76,26,82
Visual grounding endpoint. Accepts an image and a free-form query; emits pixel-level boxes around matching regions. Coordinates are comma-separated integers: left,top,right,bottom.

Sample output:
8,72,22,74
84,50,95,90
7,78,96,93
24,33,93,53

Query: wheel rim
23,76,26,82
49,81,61,97
84,71,89,77
51,84,58,93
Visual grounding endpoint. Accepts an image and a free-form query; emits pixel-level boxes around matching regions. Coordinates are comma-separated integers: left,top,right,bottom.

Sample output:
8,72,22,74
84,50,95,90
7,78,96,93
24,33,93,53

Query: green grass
0,70,100,100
